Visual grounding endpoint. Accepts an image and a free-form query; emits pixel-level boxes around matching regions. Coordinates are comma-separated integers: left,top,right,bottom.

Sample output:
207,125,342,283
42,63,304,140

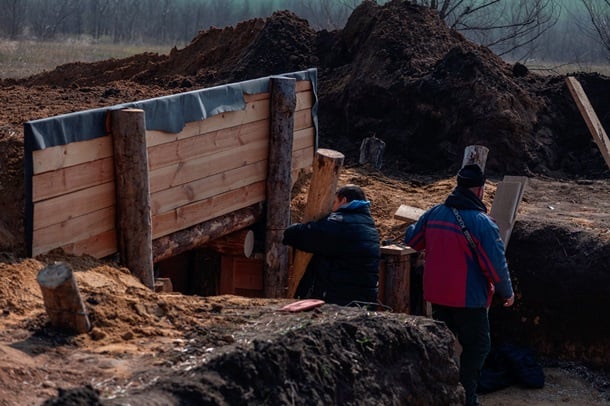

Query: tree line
0,0,607,64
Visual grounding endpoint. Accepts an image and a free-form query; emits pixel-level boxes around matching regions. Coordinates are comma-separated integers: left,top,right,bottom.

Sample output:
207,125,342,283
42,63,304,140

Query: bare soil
0,1,609,404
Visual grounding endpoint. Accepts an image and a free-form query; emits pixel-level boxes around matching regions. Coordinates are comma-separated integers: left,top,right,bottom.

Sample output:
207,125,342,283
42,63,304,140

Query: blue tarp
24,68,317,151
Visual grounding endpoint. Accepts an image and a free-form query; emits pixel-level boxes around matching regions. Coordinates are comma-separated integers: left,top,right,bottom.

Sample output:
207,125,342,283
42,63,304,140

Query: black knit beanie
457,164,486,188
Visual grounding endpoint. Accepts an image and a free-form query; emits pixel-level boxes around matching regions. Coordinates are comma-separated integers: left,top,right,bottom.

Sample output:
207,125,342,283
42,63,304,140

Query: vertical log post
462,144,489,171
37,262,91,334
264,77,296,298
110,108,154,289
286,148,345,299
380,245,416,313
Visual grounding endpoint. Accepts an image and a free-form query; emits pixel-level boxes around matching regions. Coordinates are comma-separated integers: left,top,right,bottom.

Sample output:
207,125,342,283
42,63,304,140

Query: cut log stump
36,262,91,334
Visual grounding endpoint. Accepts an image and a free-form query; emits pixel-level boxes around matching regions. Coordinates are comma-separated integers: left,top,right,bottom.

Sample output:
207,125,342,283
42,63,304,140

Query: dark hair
336,184,366,202
457,164,486,188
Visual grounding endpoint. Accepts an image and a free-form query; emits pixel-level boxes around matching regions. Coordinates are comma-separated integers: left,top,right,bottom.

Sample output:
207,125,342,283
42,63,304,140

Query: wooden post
206,229,254,258
565,76,610,170
380,245,416,313
153,203,263,263
110,108,154,289
462,145,489,171
286,148,345,299
37,262,91,334
264,77,296,298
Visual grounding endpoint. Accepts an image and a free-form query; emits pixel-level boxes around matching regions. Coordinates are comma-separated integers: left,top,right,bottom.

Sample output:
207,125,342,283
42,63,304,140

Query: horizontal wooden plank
244,92,269,103
33,182,115,230
32,156,114,202
242,80,311,103
149,138,269,193
145,120,201,148
293,127,315,151
146,98,271,148
147,118,269,171
296,91,314,111
296,80,312,92
32,206,115,257
152,181,266,239
33,135,113,175
151,160,267,215
292,146,315,171
60,228,117,259
394,205,425,223
294,108,313,131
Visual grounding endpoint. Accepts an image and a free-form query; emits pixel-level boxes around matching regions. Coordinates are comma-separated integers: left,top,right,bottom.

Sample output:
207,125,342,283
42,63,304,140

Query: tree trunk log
206,229,254,258
380,245,415,313
37,262,91,334
110,108,154,289
462,145,489,171
264,77,296,298
152,203,263,263
286,148,345,299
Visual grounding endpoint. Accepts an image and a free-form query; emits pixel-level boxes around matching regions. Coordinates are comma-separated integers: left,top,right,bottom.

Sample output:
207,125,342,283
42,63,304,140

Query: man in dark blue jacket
282,184,381,307
404,164,515,406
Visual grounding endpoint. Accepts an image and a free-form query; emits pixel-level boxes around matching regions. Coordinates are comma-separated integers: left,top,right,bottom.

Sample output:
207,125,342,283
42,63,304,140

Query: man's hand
503,294,515,307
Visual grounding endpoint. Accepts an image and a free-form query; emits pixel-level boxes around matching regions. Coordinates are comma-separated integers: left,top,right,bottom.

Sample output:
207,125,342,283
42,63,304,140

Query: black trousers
432,304,490,406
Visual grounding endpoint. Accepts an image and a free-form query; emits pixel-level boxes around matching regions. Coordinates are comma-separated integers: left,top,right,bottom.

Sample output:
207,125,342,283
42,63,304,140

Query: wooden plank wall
30,80,315,258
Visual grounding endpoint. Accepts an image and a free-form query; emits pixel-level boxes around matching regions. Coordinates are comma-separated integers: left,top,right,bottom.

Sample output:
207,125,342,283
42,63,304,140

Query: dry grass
0,39,172,80
525,61,610,76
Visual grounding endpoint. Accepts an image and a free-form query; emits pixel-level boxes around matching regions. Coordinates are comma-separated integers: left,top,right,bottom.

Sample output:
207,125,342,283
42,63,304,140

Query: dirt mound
7,1,610,179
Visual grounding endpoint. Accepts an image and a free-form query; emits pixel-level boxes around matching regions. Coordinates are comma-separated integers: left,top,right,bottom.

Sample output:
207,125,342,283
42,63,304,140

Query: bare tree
287,0,362,30
579,0,610,58
0,0,27,39
412,0,561,60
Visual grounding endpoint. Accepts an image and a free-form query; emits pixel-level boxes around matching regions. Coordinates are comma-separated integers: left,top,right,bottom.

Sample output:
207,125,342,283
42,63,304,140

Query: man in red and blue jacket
404,164,515,406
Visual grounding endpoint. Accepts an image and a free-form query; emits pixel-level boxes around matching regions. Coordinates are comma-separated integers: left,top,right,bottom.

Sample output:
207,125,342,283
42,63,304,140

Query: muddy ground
1,1,609,404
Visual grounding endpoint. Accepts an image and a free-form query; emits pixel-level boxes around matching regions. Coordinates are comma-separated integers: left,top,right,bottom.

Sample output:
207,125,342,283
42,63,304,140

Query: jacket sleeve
474,214,514,300
282,218,337,255
404,209,431,251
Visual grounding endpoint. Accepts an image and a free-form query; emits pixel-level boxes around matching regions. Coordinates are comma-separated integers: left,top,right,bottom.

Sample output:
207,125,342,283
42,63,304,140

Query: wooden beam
32,157,114,202
264,76,296,299
110,108,154,289
145,98,271,148
147,118,270,171
151,181,266,239
490,176,528,248
394,204,425,224
149,138,269,194
152,203,263,263
37,262,91,334
206,229,254,258
565,76,610,170
32,135,113,175
286,148,345,299
150,160,267,216
33,182,115,230
32,206,115,257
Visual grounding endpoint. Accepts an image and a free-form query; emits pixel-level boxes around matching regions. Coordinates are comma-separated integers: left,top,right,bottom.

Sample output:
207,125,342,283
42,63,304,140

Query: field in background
0,39,172,80
0,39,608,81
